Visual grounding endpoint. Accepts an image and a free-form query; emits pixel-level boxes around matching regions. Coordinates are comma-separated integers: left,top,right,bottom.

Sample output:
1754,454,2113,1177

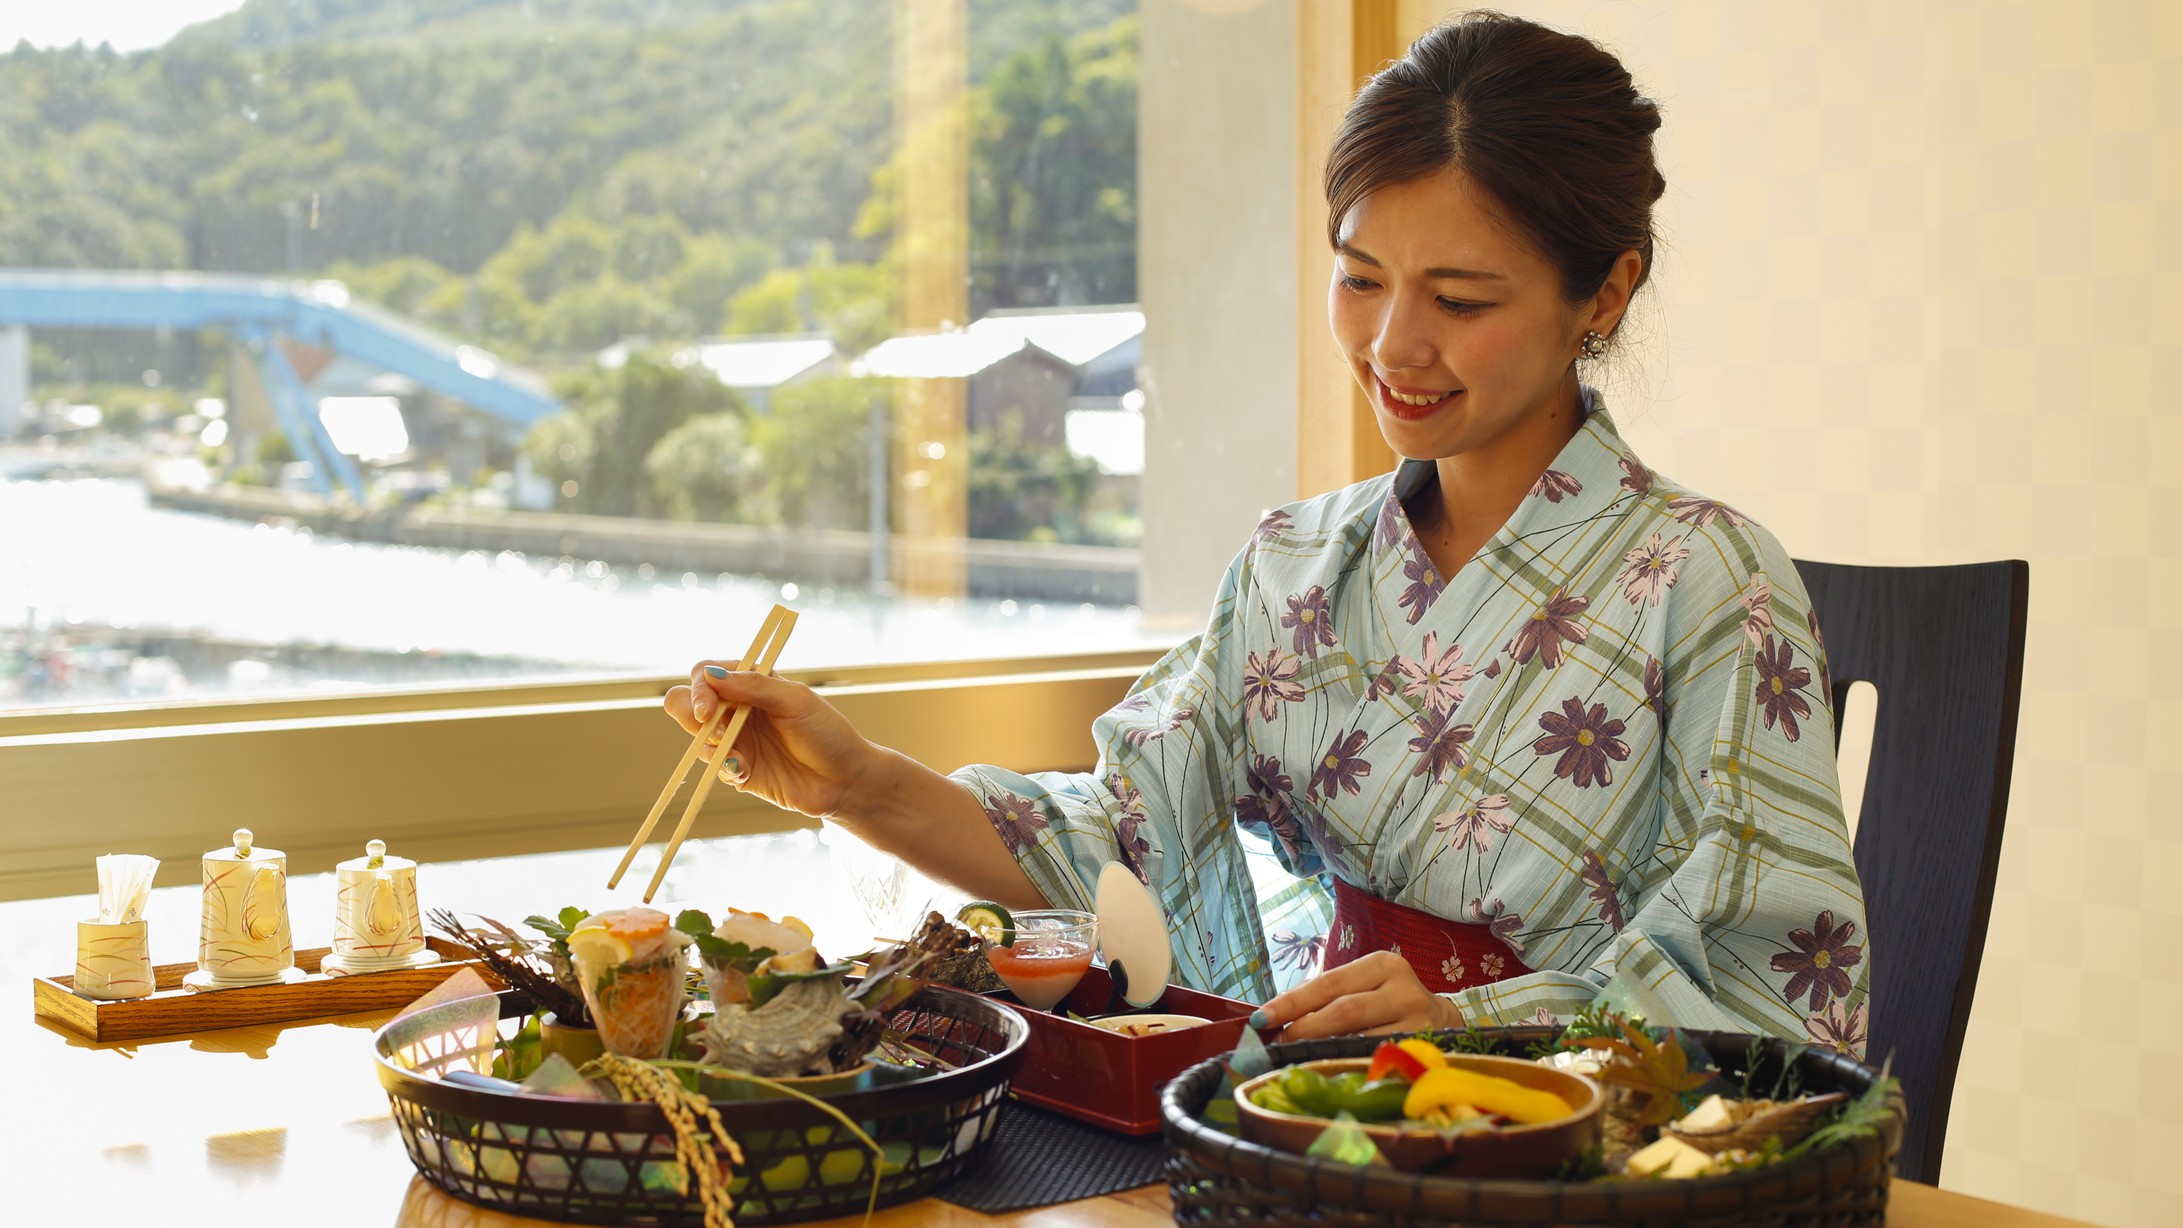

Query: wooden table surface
9,999,2100,1227
6,836,2099,1227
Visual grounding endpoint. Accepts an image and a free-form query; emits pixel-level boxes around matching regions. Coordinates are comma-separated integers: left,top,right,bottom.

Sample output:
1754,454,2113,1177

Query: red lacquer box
989,965,1258,1134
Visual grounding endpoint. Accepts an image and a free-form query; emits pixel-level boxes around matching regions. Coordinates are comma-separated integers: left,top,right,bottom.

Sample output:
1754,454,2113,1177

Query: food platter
376,986,1027,1225
1163,1026,1904,1228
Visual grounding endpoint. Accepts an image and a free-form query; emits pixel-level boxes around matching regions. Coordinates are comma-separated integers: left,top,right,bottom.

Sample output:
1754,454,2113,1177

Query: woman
667,12,1870,1053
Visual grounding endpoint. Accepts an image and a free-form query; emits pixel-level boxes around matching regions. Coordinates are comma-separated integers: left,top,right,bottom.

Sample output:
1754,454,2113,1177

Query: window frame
0,651,1158,901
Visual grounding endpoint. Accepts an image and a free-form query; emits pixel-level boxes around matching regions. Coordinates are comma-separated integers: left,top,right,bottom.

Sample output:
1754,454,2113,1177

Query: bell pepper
1396,1038,1450,1070
1401,1067,1574,1125
1366,1040,1431,1083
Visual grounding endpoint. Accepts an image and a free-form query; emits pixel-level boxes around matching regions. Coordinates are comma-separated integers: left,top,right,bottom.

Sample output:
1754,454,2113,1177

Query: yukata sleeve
949,542,1280,1002
1448,539,1872,1053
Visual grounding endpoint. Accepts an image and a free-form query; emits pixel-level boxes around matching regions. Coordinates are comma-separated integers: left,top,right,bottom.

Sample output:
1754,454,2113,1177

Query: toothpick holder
184,828,305,991
74,918,154,1000
322,839,439,977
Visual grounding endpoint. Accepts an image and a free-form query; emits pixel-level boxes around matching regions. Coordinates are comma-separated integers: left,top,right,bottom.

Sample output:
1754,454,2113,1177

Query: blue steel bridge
0,269,562,499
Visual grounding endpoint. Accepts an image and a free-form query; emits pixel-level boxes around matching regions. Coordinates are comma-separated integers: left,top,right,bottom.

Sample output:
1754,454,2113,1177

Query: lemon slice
780,915,816,943
955,901,1015,946
566,925,633,969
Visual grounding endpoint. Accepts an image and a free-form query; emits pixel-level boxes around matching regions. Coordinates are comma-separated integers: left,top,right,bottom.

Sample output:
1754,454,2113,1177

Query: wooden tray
32,938,497,1043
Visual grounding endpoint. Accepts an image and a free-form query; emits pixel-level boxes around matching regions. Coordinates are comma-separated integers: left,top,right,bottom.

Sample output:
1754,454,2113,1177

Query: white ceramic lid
205,828,283,862
335,838,414,874
1095,861,1171,1009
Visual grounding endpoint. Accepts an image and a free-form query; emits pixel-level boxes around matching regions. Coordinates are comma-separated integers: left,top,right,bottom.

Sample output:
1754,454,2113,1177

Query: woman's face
1328,166,1623,463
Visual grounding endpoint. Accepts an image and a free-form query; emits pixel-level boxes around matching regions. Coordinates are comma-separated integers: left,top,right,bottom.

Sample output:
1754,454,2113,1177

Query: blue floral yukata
953,393,1872,1053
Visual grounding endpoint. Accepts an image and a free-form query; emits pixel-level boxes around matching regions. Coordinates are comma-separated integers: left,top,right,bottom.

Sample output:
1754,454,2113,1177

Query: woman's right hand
664,661,878,821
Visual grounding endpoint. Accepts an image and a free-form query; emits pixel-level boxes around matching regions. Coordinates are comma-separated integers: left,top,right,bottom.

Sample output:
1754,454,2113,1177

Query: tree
323,254,455,317
965,15,1138,311
525,348,743,517
748,375,890,531
967,408,1101,543
645,411,758,522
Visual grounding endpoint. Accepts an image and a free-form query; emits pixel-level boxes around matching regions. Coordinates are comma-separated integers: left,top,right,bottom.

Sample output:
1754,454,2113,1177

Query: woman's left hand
1252,951,1464,1039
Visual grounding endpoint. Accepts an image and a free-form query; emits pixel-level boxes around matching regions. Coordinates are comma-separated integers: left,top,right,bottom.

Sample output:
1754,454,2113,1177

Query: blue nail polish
724,756,742,776
1248,1009,1269,1029
705,665,728,678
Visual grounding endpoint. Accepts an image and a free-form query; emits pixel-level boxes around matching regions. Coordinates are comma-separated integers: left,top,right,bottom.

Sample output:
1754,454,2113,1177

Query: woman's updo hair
1325,11,1665,313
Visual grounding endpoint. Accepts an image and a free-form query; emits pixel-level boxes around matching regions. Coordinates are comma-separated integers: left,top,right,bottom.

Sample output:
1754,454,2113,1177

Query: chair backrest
1792,559,2028,1185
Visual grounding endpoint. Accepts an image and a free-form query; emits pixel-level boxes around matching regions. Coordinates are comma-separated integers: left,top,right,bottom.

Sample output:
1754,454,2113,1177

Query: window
0,0,1200,712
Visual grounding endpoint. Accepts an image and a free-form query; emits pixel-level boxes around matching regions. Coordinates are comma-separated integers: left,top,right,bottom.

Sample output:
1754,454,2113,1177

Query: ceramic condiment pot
322,838,440,976
184,828,299,991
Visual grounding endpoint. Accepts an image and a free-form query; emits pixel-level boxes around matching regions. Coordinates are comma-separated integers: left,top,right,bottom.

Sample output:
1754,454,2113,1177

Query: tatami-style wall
1383,2,2175,1224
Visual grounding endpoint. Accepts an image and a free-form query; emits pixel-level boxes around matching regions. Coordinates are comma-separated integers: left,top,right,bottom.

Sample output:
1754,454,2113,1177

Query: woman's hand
664,660,879,821
1251,951,1463,1039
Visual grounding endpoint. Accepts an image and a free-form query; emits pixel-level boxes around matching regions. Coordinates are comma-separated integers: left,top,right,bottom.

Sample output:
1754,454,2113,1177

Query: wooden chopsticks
607,603,798,902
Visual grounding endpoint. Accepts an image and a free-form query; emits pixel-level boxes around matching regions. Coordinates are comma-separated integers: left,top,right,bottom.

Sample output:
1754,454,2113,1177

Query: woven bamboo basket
1161,1026,1903,1228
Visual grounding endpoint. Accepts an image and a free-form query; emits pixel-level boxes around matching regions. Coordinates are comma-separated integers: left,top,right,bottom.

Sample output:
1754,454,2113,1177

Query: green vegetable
1279,1066,1337,1117
1249,1084,1304,1115
1339,1077,1412,1123
747,959,856,1009
955,901,1016,946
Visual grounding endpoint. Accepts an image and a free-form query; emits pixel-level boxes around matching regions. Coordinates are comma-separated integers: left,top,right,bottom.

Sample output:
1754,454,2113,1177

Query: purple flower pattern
1510,590,1590,668
1308,729,1372,799
1398,552,1446,625
1530,469,1583,503
1668,495,1748,529
1407,709,1476,782
1805,999,1867,1056
1754,634,1814,742
1743,574,1775,644
1235,755,1305,864
1533,698,1630,788
1243,649,1304,722
983,791,1050,856
1581,851,1625,932
1433,793,1512,853
1466,896,1527,954
1271,929,1326,973
1281,586,1336,658
1771,911,1863,1012
1617,532,1690,606
1393,632,1471,715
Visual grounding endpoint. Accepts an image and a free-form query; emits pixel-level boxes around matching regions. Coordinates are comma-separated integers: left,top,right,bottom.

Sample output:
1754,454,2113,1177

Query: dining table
9,831,2097,1228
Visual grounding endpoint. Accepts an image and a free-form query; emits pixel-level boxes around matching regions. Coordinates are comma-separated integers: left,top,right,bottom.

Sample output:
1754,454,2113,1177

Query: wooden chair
1792,559,2029,1186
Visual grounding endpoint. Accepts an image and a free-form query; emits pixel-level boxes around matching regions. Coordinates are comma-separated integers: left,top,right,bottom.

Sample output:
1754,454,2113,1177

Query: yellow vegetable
1402,1067,1574,1124
1395,1038,1449,1070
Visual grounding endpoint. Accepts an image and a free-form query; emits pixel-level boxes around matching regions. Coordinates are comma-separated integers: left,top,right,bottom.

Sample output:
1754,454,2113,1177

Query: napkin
95,854,159,924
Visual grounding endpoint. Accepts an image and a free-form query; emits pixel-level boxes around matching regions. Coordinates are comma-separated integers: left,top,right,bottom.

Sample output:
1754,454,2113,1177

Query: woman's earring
1578,330,1609,361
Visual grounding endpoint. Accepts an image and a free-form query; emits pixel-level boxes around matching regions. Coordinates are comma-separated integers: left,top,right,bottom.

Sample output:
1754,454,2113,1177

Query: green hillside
1,0,1137,372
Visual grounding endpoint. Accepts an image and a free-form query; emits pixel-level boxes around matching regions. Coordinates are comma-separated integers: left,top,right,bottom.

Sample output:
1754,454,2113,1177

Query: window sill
0,652,1159,902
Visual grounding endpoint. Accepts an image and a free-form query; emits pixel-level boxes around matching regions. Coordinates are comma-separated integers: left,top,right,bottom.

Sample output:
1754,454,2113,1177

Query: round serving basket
375,986,1027,1225
1161,1026,1905,1228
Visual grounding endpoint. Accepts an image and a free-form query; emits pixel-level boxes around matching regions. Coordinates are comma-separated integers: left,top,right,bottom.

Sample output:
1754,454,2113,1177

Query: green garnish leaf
747,960,854,1009
525,906,591,956
672,909,777,971
1785,1061,1899,1160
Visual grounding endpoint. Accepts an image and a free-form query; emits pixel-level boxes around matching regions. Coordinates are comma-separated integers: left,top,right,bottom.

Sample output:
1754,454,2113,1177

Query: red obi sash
1320,877,1533,994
